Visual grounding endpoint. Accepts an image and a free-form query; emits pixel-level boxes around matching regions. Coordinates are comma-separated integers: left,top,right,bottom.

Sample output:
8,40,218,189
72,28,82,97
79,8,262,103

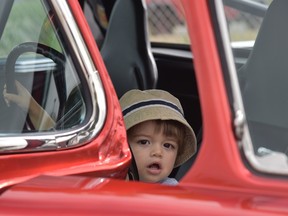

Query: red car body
1,0,288,215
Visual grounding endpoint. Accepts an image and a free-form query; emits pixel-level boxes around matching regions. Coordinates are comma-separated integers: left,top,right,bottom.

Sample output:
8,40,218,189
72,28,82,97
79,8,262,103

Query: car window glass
0,0,86,136
145,0,190,44
145,0,269,45
224,2,264,43
82,0,189,46
223,0,288,175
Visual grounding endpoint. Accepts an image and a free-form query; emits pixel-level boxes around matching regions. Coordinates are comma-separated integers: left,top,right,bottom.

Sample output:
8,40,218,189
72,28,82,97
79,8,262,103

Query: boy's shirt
158,177,178,185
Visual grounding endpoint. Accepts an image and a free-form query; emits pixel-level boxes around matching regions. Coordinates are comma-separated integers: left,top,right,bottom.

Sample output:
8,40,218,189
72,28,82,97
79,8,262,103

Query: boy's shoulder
158,177,178,185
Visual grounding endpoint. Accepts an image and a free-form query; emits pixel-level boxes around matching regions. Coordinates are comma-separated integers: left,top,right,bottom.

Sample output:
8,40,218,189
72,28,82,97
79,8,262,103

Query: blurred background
145,0,273,44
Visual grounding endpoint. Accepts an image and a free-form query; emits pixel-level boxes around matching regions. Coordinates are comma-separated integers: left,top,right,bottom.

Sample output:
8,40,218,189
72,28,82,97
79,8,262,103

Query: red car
1,0,288,215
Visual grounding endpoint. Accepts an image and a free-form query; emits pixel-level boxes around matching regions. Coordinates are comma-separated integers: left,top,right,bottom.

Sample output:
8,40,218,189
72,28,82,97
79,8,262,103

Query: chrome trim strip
215,1,288,174
214,1,248,141
53,0,106,142
0,0,106,153
142,0,158,87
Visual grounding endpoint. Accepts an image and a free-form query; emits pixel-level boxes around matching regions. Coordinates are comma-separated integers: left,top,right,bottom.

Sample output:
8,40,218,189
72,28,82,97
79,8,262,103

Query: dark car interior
100,0,158,98
80,0,202,180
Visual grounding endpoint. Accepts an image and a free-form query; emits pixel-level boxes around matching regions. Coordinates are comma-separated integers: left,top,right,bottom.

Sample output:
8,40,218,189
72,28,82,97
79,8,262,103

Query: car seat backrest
100,0,158,98
238,0,288,152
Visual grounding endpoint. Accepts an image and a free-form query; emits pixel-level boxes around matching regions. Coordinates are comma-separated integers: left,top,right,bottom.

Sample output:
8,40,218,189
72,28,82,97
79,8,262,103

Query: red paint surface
1,0,288,215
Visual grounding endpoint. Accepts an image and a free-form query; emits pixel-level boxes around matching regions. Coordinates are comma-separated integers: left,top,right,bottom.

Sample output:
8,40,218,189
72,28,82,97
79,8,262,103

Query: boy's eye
137,139,150,145
163,143,175,149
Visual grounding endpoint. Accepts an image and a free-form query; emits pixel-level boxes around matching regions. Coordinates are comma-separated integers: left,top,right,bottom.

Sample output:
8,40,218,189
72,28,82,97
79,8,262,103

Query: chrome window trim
215,0,288,175
0,0,106,153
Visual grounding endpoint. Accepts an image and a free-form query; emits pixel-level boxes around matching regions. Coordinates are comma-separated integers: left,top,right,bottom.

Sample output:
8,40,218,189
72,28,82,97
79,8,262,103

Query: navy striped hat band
122,99,184,118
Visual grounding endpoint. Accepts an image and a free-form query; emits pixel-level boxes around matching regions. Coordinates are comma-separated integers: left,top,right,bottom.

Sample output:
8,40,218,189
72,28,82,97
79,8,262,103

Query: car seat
238,0,288,153
100,0,158,98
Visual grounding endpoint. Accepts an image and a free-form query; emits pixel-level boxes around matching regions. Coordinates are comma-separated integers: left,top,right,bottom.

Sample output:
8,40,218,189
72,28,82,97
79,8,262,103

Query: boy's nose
150,144,162,157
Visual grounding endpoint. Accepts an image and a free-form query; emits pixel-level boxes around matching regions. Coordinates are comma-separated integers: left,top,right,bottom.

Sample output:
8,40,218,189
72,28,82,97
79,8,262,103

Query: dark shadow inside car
81,0,202,181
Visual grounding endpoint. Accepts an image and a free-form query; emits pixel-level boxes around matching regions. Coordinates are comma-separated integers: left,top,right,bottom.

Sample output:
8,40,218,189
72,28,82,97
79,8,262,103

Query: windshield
0,0,96,152
0,0,86,133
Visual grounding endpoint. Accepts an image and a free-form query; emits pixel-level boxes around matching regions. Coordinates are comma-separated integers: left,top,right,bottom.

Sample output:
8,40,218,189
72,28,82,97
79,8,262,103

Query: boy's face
128,120,179,183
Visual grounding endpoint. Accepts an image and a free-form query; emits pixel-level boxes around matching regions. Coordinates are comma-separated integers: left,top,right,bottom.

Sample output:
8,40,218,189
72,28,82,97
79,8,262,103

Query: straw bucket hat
120,89,197,167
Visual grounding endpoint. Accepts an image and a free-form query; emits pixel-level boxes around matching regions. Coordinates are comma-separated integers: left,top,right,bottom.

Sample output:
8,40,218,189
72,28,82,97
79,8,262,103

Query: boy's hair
159,120,186,156
120,89,197,167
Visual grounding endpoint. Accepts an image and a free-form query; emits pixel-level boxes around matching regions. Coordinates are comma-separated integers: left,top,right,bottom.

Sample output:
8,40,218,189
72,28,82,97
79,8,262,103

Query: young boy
120,89,197,185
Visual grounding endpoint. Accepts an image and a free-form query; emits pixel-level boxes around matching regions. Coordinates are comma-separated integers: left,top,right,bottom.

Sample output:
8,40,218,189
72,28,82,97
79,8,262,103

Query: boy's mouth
147,162,162,175
148,163,161,169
